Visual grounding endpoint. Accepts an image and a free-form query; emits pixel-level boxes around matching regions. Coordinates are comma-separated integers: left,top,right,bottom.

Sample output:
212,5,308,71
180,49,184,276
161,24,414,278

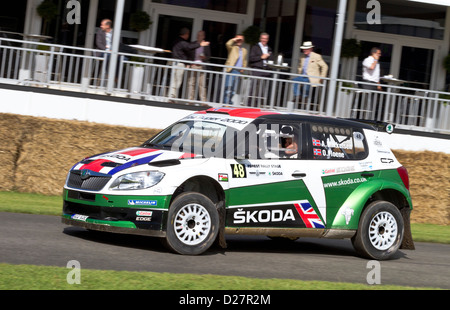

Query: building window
354,1,446,40
302,0,337,57
253,0,299,62
152,0,248,14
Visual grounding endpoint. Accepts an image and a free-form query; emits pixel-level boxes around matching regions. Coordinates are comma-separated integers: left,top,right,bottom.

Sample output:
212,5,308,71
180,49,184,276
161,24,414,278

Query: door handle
361,172,374,177
292,172,306,178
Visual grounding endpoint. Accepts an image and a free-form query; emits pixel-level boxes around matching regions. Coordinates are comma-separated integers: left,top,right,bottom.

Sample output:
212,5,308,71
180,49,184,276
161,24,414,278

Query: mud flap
216,201,227,249
400,207,415,250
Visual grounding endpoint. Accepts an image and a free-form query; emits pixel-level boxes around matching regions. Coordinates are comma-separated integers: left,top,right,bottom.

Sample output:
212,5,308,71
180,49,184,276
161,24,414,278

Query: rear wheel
352,201,404,260
163,192,219,255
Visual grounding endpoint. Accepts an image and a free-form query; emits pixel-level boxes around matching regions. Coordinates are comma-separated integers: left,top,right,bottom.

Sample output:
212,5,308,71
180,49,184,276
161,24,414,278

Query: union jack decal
294,202,325,228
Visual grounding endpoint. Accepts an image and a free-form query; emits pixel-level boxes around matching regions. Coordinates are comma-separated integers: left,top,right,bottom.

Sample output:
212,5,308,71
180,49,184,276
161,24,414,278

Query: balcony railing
0,37,449,133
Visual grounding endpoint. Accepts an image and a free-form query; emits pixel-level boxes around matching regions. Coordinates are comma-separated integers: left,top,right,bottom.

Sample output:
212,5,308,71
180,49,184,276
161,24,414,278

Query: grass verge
0,263,437,290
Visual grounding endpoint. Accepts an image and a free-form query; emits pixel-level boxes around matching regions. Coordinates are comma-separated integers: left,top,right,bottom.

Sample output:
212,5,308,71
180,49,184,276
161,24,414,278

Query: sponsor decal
322,166,355,175
323,176,367,188
102,154,133,162
136,217,152,222
249,170,266,177
184,114,249,126
136,211,153,216
233,208,295,224
72,214,88,221
127,200,157,206
218,173,229,182
380,158,394,164
373,138,383,147
269,171,283,176
340,206,354,225
359,161,373,169
229,200,324,228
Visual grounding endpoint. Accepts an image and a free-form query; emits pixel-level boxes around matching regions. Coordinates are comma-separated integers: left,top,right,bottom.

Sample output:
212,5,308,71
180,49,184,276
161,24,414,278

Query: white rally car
62,107,414,260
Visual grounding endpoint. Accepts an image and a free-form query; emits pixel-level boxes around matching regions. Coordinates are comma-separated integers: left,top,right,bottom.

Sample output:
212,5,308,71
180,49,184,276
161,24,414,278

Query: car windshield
143,121,228,157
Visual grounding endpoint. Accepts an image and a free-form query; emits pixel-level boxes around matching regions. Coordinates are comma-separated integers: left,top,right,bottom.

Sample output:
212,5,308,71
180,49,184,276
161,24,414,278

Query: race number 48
231,164,247,178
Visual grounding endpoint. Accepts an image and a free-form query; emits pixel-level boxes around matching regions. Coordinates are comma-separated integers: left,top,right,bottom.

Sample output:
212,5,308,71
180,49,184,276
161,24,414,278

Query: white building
9,0,449,91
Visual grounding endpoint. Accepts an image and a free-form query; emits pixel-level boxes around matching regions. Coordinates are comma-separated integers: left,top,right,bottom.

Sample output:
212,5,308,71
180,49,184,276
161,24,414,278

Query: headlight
110,171,165,190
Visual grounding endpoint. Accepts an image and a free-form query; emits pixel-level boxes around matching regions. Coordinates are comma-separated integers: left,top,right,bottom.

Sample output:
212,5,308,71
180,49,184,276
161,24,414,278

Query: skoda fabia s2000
62,108,414,260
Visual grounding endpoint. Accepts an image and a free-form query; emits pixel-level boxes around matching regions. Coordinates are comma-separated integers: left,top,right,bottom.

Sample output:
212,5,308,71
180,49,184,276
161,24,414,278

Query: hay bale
393,150,449,225
1,113,158,195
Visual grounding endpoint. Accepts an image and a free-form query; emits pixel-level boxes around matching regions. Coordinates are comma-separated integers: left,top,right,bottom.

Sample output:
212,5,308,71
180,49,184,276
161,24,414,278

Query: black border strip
0,82,203,111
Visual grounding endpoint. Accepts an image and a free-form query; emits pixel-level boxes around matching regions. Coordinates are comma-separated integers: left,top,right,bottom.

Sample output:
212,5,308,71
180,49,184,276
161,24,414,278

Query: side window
238,122,302,159
310,124,368,160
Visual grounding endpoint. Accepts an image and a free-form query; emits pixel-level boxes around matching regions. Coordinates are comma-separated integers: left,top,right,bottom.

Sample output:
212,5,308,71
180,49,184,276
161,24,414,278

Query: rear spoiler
345,118,395,134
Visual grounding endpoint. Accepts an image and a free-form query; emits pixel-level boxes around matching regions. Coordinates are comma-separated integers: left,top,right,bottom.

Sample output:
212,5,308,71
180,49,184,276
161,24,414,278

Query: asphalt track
1,212,449,289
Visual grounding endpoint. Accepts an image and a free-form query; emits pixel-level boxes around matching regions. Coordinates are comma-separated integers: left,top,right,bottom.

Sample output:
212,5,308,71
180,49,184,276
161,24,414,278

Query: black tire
352,200,404,260
163,192,219,255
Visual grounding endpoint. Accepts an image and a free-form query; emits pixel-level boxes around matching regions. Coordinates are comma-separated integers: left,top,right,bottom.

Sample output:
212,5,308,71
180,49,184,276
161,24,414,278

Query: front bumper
61,216,166,237
62,188,170,236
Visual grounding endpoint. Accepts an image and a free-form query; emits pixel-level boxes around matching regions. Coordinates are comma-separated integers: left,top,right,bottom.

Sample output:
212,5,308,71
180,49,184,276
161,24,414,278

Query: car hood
71,147,201,176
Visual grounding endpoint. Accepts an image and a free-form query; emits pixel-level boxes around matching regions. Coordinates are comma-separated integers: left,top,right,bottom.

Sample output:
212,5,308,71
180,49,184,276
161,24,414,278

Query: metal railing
0,37,449,133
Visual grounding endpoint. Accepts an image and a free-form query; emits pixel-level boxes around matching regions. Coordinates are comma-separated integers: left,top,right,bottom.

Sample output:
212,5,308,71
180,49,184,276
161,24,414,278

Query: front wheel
352,201,404,260
163,192,219,255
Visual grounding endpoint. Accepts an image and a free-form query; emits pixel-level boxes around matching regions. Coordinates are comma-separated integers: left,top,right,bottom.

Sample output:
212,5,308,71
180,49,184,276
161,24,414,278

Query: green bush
130,11,152,32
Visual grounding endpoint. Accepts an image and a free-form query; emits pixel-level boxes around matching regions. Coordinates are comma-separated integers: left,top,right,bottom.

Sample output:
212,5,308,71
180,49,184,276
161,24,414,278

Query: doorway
399,46,434,89
149,3,248,64
155,15,193,51
202,20,237,64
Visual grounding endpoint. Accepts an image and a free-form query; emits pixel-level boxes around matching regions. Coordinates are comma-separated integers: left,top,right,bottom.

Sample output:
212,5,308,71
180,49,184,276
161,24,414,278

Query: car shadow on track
216,235,357,257
63,227,407,260
63,227,168,253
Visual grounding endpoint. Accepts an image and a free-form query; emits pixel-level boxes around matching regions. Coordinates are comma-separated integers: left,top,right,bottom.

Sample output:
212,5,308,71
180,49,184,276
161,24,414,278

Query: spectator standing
169,28,210,102
223,34,248,105
95,19,113,57
362,47,382,91
293,41,328,102
188,30,211,102
248,32,272,106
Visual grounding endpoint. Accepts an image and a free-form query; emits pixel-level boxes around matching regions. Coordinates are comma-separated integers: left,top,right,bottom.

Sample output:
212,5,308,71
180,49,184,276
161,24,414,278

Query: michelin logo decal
128,200,157,206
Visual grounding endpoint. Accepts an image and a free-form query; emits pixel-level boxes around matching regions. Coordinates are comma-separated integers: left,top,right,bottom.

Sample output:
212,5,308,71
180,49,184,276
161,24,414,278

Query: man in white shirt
362,47,382,90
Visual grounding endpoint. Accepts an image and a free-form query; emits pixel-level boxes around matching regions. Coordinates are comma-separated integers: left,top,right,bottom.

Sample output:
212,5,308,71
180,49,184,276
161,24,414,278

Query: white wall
0,88,192,129
0,87,449,154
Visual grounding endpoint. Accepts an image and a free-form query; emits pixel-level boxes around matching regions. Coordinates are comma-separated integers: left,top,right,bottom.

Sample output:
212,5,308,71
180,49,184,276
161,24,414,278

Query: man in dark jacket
168,28,210,101
188,30,211,102
95,19,113,57
248,32,273,106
